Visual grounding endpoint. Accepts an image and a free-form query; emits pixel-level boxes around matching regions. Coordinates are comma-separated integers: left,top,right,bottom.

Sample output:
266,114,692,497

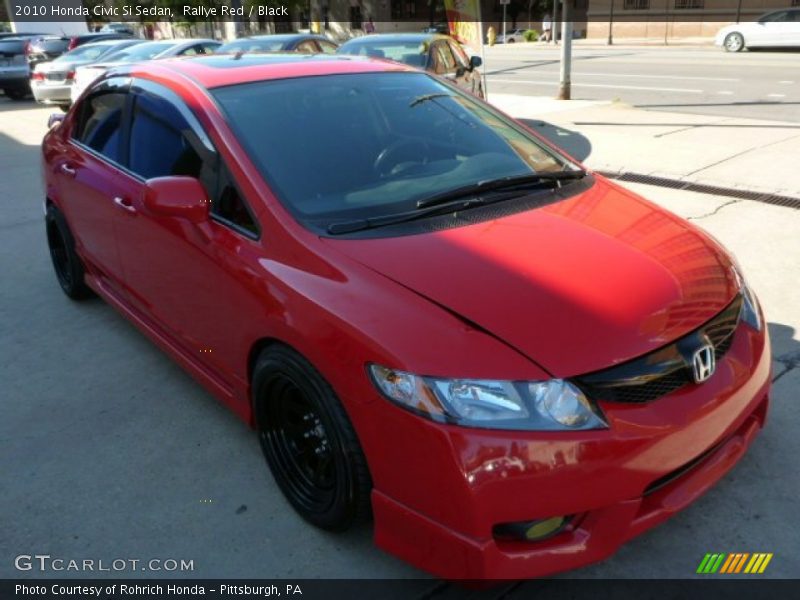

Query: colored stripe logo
697,553,773,574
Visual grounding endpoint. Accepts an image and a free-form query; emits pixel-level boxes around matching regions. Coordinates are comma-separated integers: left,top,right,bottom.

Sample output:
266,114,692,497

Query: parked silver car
31,39,143,110
71,39,220,103
496,29,527,44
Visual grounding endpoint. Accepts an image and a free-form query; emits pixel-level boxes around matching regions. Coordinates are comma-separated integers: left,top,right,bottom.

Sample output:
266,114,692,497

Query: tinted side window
215,168,259,236
128,89,258,237
434,42,457,74
449,41,470,70
72,91,126,163
128,91,203,180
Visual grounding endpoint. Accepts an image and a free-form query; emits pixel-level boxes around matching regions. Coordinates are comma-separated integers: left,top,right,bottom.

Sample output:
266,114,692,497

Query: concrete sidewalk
488,93,800,197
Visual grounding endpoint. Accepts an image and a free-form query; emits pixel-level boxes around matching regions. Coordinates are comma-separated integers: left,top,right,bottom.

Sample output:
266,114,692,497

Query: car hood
321,177,739,377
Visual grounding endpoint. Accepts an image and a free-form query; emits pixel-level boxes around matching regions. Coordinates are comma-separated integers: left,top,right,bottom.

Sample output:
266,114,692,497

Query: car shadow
0,96,42,113
518,118,593,162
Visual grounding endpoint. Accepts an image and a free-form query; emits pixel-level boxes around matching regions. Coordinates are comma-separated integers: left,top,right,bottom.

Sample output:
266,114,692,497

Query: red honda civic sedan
41,54,771,579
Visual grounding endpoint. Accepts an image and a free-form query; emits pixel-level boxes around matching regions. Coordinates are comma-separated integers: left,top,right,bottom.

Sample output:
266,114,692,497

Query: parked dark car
337,33,484,99
0,37,35,99
217,34,338,55
26,32,134,67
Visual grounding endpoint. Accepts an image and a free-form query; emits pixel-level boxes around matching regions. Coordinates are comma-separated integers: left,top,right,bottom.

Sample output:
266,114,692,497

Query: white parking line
779,81,794,84
767,93,786,98
717,91,735,95
489,78,704,94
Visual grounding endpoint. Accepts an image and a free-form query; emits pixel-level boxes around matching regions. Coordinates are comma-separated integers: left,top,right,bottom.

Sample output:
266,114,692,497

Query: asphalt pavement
1,90,798,587
483,44,800,122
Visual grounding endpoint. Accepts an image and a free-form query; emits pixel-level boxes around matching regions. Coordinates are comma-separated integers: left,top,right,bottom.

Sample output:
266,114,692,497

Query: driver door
113,80,263,390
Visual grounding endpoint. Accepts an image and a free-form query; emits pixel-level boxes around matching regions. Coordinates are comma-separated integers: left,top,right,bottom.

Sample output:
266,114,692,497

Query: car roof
243,33,330,41
341,33,445,44
121,53,416,90
80,39,140,47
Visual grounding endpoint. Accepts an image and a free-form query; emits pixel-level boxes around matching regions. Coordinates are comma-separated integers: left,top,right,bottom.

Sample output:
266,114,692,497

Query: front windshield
340,41,428,67
213,72,572,227
104,42,175,62
218,39,288,53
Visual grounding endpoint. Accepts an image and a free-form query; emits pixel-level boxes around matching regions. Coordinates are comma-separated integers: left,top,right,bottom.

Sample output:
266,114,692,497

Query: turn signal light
31,72,44,81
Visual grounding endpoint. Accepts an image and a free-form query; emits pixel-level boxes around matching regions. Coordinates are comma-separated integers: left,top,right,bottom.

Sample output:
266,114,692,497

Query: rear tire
253,345,372,531
46,204,93,300
58,104,70,113
4,88,28,101
724,32,745,52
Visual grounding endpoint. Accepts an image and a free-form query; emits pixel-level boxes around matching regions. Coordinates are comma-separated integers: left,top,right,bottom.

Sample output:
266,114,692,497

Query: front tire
46,204,93,300
724,32,745,52
253,345,372,531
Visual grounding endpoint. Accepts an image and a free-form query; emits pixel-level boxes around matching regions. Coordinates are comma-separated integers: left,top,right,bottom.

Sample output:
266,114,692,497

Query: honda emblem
692,344,716,383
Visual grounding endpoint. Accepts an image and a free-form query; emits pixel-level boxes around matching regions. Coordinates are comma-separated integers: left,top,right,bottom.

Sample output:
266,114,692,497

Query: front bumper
359,321,770,579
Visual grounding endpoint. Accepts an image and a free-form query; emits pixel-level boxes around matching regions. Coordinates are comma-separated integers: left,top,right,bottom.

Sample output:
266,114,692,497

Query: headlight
368,364,607,431
732,264,762,331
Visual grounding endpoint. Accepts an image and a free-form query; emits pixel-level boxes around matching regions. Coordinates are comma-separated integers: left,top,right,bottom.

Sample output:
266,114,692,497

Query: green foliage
523,29,540,42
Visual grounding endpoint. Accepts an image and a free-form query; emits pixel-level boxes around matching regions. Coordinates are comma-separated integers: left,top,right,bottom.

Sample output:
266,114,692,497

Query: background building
586,0,797,41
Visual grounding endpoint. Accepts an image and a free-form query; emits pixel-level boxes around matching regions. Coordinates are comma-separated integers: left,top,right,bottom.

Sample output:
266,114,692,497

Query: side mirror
470,55,482,69
142,176,209,223
48,113,65,128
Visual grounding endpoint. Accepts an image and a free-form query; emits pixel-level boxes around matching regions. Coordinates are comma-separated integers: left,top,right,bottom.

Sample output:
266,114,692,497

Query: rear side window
0,40,26,56
72,91,126,163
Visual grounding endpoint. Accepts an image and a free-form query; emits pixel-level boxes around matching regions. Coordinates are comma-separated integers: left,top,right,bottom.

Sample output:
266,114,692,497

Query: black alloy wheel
46,204,93,300
253,345,371,531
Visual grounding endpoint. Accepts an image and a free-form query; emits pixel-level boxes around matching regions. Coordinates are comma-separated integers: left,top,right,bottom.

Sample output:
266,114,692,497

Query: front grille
574,294,742,403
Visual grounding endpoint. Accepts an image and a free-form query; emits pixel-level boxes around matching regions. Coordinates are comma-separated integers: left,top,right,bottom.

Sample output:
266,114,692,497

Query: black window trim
128,77,262,241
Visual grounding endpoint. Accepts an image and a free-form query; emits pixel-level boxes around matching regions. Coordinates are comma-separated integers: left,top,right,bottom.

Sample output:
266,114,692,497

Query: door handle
60,163,76,177
113,196,136,214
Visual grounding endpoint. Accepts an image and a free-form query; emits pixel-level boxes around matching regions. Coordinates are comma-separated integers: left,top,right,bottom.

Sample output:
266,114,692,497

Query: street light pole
608,0,615,45
502,1,507,44
558,1,572,100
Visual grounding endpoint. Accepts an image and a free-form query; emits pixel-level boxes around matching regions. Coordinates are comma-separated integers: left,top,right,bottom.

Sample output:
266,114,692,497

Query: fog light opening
493,515,572,542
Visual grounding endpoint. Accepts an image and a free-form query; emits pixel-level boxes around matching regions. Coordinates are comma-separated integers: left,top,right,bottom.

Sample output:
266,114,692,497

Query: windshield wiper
327,189,525,235
416,170,586,209
326,169,587,235
409,92,452,107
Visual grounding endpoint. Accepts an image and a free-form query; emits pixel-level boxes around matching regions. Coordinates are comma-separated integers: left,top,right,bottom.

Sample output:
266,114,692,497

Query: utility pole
608,0,615,45
558,1,572,100
501,0,509,43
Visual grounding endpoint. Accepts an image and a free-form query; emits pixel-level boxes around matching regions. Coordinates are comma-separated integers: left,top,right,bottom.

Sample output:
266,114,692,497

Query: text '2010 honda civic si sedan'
41,54,771,580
